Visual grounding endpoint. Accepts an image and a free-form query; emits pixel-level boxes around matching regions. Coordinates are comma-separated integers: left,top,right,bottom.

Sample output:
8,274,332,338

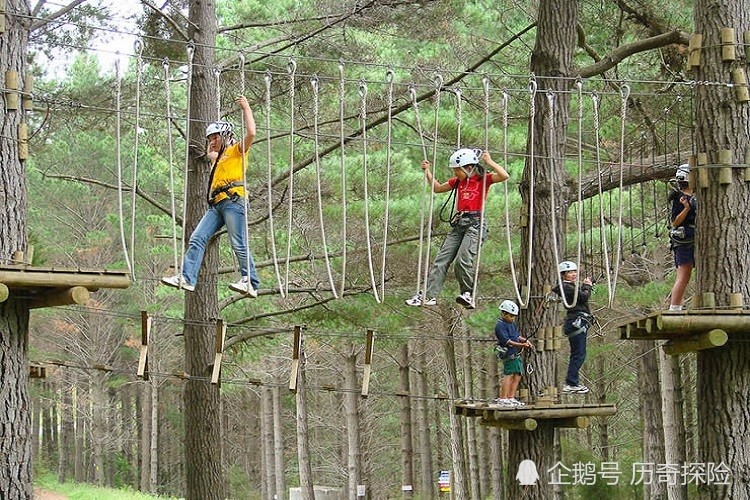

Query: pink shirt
448,173,496,212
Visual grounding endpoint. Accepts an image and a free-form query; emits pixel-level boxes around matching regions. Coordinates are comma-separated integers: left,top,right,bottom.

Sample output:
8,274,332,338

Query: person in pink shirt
406,148,509,309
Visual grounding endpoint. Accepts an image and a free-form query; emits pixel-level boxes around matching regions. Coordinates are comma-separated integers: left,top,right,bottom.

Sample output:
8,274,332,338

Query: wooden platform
0,264,131,308
455,400,617,431
619,308,750,354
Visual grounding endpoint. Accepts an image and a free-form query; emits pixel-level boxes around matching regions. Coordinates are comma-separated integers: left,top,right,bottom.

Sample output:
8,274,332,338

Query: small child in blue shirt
494,300,533,407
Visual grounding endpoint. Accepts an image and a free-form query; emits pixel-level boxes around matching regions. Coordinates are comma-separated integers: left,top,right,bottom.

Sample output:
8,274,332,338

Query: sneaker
455,291,475,309
493,398,514,406
161,275,195,292
405,293,437,307
509,398,526,407
562,384,590,394
229,276,258,297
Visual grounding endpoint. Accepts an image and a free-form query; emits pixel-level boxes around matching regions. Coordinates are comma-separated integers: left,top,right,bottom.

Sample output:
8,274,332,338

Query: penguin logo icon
516,459,540,485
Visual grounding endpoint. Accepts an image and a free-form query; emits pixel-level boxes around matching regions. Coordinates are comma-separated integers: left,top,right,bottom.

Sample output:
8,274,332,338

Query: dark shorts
673,244,694,267
503,356,523,375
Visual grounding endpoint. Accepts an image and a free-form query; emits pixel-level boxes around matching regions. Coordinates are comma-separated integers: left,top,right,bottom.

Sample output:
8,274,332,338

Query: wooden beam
29,286,89,309
210,320,227,385
0,266,130,289
289,326,302,392
663,329,728,355
485,418,538,431
137,311,151,380
0,282,8,302
552,416,590,428
361,329,375,397
656,315,750,335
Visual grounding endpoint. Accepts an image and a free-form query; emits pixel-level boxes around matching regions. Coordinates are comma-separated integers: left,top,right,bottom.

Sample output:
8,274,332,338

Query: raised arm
421,160,454,193
236,95,256,153
482,151,510,183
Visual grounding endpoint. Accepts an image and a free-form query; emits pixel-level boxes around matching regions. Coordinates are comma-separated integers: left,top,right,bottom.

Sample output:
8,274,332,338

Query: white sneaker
562,384,590,394
495,398,516,406
510,398,526,407
405,293,437,307
455,291,475,309
161,275,195,292
229,276,258,297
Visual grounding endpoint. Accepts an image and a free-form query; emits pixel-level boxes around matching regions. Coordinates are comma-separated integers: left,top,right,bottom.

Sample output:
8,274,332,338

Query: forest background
4,0,746,498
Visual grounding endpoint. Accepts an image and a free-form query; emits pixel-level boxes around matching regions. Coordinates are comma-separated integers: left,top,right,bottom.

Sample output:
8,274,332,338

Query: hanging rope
337,61,348,296
419,74,444,301
114,57,133,276
592,92,614,303
179,42,195,277
214,67,221,120
468,82,488,303
379,69,395,299
264,71,285,296
237,52,253,289
284,59,297,296
359,80,381,303
410,84,429,298
129,40,143,280
311,75,338,297
163,58,180,279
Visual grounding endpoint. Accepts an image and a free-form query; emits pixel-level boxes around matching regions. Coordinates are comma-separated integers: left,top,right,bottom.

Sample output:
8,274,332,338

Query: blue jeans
564,321,588,386
182,198,259,288
425,216,487,298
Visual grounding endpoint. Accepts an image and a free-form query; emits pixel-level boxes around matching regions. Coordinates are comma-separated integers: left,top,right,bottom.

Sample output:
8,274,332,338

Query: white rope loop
358,79,381,302
453,86,462,148
592,92,614,302
310,75,338,297
409,84,429,296
214,67,221,121
379,69,395,299
284,58,297,296
337,60,348,296
114,57,133,275
129,39,144,279
608,83,631,306
163,57,180,280
264,71,285,296
237,52,252,292
179,42,195,278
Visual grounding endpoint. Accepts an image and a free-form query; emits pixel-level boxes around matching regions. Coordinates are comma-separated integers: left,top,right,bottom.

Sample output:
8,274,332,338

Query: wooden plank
210,320,227,385
663,329,729,355
289,326,302,392
361,329,375,397
137,311,151,380
657,315,750,335
0,267,130,289
29,286,89,309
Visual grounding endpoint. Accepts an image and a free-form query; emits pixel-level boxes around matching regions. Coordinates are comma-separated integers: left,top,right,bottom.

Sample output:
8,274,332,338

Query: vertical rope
264,71,285,296
311,75,338,297
237,52,252,289
358,80,381,303
179,42,195,276
379,70,395,299
214,67,221,120
410,84,429,297
592,92,614,303
114,57,133,275
284,59,297,296
337,61,348,296
129,40,144,279
470,82,487,304
163,58,180,278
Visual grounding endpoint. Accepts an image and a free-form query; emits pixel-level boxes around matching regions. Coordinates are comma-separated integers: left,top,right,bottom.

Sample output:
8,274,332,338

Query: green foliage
34,469,176,499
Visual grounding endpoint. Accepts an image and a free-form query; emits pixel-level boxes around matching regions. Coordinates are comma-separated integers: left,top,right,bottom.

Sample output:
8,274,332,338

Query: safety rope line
114,58,133,276
214,67,221,121
468,83,487,304
592,92,614,302
264,71,285,297
409,84,429,298
129,40,143,280
547,90,581,309
419,73,443,301
311,75,338,297
359,80,381,303
283,59,297,296
379,69,395,299
179,43,195,277
337,61,348,296
163,58,180,279
238,52,253,290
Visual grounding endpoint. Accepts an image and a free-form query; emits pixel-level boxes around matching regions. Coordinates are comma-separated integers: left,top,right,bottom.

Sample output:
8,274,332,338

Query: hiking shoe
455,291,475,309
229,276,258,297
562,384,590,394
161,275,195,292
405,293,437,307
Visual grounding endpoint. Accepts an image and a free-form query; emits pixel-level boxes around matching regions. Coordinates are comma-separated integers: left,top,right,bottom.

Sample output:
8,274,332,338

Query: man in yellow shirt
162,96,259,296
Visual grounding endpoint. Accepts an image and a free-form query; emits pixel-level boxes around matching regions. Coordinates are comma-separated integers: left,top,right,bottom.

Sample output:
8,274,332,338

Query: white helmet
205,121,233,138
558,261,578,273
499,299,519,316
449,148,480,169
675,164,689,182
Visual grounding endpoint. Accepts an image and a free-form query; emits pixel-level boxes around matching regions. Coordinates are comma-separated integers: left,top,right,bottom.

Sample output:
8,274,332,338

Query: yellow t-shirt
208,142,249,203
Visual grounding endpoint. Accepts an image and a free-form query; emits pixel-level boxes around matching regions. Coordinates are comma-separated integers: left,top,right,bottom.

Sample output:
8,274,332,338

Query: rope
163,58,180,278
214,67,221,120
310,75,338,297
114,57,133,275
419,73,443,300
264,71,285,296
409,84,429,297
358,80,381,303
179,42,195,277
284,59,297,296
238,52,252,288
337,61,348,296
469,83,488,303
129,40,143,280
592,92,614,303
379,69,395,299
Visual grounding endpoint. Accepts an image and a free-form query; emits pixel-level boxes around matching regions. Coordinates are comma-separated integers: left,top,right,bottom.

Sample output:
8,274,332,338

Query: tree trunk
415,347,434,499
261,386,274,500
74,379,87,482
460,339,480,500
58,370,74,483
272,383,286,499
399,343,415,497
693,1,750,499
658,345,687,500
295,345,315,499
91,376,106,485
443,314,466,499
639,341,666,500
183,0,224,497
344,345,362,499
139,380,152,492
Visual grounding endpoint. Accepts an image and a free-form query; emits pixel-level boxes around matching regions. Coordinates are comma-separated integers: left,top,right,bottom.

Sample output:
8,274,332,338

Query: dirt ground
34,489,68,500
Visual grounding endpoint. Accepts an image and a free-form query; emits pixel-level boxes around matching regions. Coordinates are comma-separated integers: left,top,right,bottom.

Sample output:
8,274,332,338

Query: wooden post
361,329,375,397
137,311,151,380
289,326,302,392
553,325,562,350
553,416,590,429
11,250,24,264
5,70,18,110
688,33,703,68
697,152,709,188
732,68,750,103
663,329,728,355
210,319,226,385
721,27,736,61
497,418,538,431
701,292,716,309
18,122,28,160
718,149,733,185
0,283,8,303
0,0,6,33
29,286,89,309
728,293,744,310
22,74,33,111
